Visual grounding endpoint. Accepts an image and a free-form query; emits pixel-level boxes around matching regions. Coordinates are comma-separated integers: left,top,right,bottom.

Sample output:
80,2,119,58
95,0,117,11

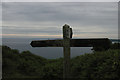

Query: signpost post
63,24,71,79
30,24,111,79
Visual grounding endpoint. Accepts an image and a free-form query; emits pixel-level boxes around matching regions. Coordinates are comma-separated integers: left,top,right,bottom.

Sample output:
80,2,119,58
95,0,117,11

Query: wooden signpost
63,24,71,78
30,24,111,79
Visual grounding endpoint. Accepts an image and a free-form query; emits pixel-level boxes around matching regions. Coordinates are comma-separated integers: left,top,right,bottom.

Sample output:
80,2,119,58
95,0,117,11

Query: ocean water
2,38,93,59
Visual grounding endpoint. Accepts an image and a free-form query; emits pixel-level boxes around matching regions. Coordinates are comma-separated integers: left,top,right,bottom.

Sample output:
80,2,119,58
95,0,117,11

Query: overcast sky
2,2,118,39
2,0,120,2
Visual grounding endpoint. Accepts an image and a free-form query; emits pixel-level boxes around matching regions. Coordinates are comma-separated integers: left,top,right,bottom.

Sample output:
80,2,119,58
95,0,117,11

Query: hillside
2,43,120,79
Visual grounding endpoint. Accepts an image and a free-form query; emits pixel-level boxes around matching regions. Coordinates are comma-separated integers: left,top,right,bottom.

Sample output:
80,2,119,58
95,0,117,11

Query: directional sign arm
71,38,112,51
71,38,111,47
30,39,63,47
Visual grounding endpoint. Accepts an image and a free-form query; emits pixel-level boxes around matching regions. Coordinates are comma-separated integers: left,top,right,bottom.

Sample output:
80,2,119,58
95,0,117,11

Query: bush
2,45,120,79
110,43,120,49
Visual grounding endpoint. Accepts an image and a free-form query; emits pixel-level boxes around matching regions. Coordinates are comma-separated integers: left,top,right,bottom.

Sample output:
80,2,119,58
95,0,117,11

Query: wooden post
63,24,71,79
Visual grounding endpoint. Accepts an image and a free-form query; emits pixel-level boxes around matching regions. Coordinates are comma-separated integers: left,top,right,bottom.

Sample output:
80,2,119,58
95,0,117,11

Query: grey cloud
2,26,61,35
2,2,118,38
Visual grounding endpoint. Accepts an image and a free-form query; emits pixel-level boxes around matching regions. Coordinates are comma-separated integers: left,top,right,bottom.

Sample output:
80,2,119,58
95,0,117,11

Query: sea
2,38,119,59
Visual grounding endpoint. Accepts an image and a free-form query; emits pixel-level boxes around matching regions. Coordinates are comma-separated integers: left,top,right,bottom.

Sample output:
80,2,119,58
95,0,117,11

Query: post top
63,24,70,28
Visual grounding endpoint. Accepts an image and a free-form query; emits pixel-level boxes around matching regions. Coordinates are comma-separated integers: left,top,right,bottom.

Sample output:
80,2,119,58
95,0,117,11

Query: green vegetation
110,43,120,49
2,43,120,79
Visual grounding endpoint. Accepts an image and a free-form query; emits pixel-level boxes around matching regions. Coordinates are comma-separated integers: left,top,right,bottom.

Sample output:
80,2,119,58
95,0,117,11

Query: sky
1,0,120,2
1,1,119,39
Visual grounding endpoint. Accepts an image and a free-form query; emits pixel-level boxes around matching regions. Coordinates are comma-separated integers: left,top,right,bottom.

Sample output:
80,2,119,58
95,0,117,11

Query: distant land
110,39,120,42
